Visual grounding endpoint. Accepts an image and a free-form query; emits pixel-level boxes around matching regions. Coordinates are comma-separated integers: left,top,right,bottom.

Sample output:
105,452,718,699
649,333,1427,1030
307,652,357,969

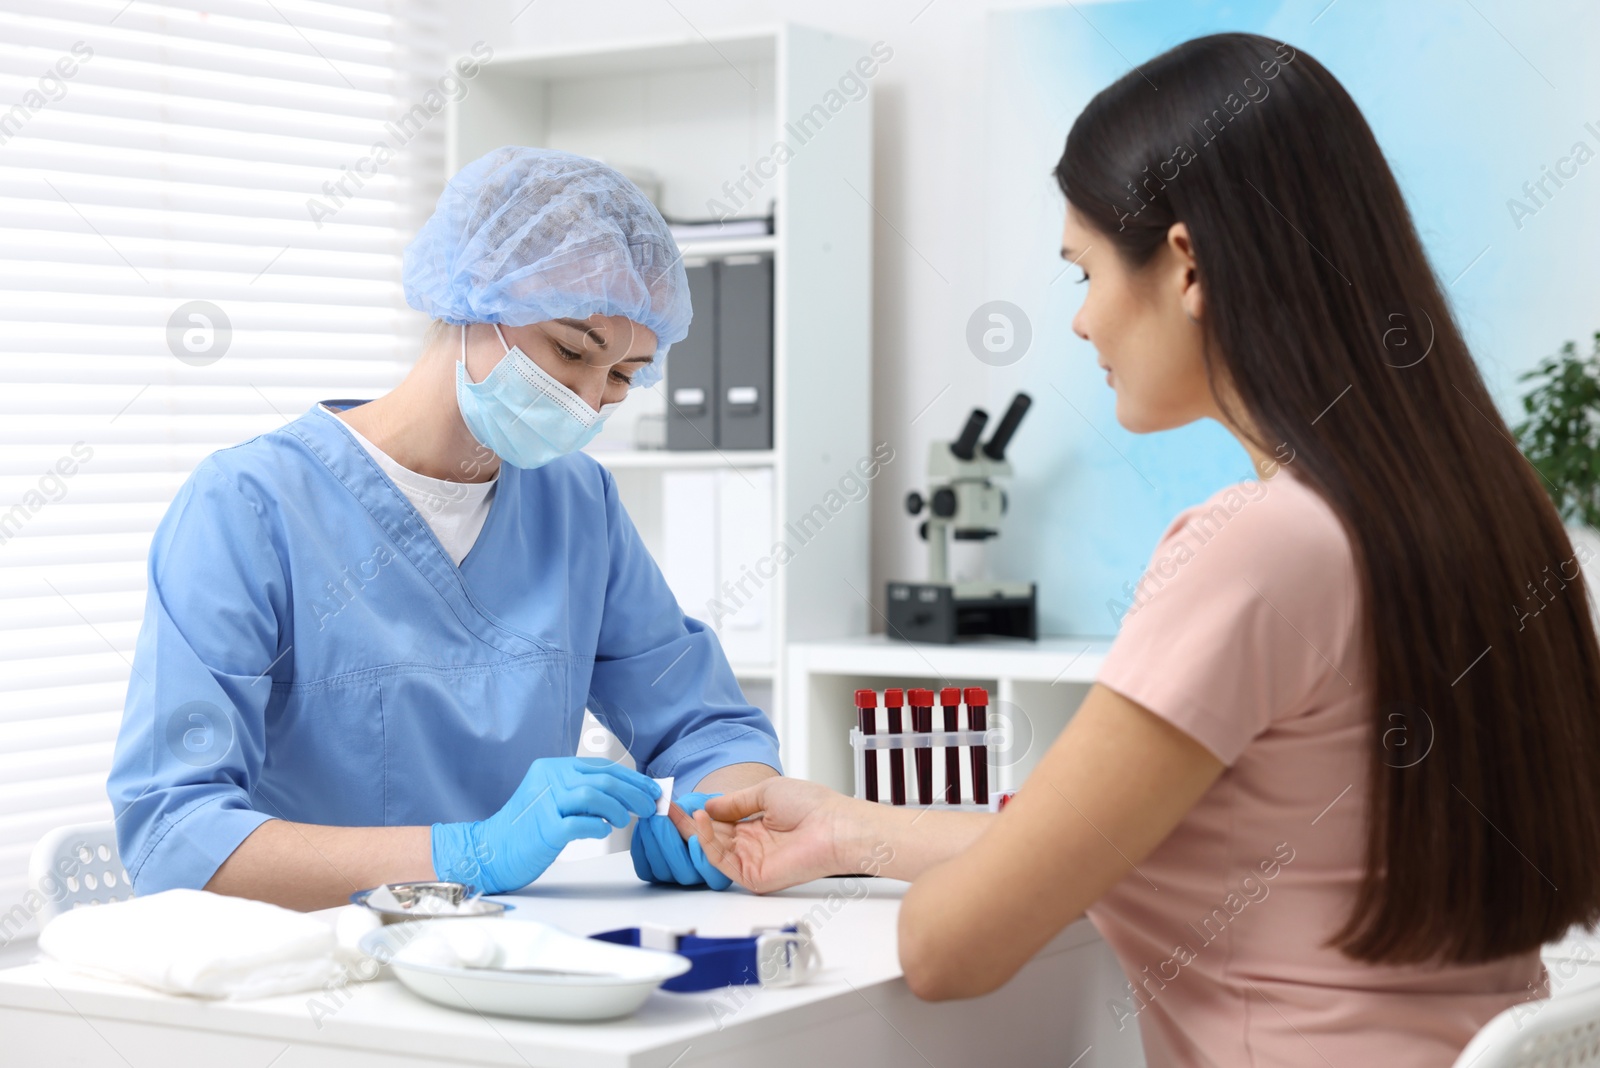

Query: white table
0,852,1144,1067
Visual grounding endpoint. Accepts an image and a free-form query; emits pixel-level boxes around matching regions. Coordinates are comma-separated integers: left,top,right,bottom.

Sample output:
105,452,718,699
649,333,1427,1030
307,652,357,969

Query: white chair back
1453,984,1600,1067
27,821,130,926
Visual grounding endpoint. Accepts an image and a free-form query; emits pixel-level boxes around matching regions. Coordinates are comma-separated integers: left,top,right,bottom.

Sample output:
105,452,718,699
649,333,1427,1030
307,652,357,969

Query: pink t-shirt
1089,467,1544,1067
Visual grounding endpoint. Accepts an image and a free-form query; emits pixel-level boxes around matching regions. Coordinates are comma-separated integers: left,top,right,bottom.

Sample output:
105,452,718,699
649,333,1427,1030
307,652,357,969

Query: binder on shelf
660,471,719,616
715,467,773,665
665,262,718,451
665,212,774,241
664,255,775,452
657,468,774,668
716,255,774,451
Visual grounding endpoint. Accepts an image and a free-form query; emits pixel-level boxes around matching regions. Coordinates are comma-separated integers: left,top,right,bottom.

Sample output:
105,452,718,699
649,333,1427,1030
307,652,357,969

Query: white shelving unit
664,234,779,258
785,635,1114,797
589,450,775,471
448,25,874,740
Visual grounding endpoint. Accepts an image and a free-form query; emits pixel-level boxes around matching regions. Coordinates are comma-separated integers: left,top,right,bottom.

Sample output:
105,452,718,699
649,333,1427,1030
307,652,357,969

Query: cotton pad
652,776,674,817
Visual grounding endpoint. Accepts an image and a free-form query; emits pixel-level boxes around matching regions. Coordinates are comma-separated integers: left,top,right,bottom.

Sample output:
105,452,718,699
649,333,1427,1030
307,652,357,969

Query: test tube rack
851,686,1007,812
849,728,996,812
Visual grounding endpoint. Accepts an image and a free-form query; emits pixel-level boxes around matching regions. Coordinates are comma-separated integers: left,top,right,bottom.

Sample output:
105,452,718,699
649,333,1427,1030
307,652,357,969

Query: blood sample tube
909,688,934,806
884,687,907,806
855,689,879,803
965,686,990,805
940,686,962,805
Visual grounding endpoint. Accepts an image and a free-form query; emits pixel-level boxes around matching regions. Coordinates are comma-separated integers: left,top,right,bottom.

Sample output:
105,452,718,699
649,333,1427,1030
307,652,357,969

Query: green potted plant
1515,331,1600,619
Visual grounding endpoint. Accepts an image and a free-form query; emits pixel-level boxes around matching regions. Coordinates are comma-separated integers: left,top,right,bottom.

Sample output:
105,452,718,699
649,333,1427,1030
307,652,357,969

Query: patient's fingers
703,783,765,823
667,801,696,840
689,810,752,889
691,810,729,864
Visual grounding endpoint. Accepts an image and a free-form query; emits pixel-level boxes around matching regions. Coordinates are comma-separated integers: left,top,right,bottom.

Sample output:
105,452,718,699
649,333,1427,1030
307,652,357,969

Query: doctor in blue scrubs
106,148,782,909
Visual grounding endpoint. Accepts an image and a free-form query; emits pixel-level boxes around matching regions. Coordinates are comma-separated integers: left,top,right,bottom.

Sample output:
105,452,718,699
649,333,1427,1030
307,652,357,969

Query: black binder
715,254,774,451
664,254,774,451
665,262,719,450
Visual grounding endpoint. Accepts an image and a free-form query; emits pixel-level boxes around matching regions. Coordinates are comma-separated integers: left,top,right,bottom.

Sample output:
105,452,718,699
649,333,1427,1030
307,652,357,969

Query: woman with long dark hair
680,32,1600,1064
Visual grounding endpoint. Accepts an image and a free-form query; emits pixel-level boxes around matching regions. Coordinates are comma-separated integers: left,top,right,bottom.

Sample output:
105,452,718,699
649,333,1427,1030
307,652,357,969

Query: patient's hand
670,777,858,893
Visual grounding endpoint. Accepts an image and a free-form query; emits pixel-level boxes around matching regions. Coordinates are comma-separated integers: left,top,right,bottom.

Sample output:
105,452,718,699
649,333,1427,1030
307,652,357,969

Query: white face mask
453,324,623,469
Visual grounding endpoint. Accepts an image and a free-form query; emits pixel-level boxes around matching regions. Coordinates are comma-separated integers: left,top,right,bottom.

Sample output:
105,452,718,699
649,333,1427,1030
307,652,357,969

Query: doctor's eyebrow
1060,245,1077,260
552,317,607,346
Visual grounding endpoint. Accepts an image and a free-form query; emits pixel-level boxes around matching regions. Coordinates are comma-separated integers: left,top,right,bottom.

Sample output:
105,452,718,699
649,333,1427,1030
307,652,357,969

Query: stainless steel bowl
350,881,515,925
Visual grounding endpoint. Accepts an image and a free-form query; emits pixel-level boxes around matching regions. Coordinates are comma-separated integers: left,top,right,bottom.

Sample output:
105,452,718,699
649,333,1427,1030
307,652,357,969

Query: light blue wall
981,0,1600,637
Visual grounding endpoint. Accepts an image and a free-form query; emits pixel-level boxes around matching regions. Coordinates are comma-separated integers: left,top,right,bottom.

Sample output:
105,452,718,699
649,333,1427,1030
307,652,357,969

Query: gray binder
665,262,718,450
716,254,774,450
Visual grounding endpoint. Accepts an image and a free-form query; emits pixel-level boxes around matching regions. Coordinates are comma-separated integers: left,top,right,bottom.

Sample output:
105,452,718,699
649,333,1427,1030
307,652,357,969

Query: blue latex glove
433,757,659,894
630,791,732,890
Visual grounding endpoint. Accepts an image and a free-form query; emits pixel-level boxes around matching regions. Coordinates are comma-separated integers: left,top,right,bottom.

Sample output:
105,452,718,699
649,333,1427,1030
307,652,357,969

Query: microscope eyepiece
950,409,989,461
981,392,1032,461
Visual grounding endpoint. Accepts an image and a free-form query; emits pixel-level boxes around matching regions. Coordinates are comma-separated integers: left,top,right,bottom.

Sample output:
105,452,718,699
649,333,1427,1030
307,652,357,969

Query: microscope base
885,581,1038,645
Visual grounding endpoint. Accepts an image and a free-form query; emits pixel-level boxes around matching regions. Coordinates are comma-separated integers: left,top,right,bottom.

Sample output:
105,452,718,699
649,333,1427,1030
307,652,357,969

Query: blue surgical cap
403,146,691,389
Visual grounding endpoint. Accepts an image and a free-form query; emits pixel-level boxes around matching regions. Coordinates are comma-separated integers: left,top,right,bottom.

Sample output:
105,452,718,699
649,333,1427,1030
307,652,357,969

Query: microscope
887,393,1037,644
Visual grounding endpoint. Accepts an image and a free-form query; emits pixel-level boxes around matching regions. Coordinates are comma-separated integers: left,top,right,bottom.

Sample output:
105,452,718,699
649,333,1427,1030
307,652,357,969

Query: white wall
441,0,1084,633
438,0,1600,639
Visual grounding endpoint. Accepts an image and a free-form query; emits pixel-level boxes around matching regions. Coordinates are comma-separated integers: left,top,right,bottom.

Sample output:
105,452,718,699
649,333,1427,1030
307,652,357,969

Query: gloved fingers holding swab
631,791,732,890
433,756,662,894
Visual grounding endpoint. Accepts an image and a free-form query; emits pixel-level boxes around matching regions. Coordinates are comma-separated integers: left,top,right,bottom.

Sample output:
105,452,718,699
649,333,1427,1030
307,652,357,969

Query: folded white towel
38,889,345,999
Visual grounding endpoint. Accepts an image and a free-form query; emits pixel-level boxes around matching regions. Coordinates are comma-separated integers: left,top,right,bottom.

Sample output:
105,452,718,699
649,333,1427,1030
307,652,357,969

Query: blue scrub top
107,403,781,895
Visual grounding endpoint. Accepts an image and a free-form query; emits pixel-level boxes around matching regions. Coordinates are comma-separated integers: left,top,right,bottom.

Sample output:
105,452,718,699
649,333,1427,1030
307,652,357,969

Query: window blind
0,0,448,941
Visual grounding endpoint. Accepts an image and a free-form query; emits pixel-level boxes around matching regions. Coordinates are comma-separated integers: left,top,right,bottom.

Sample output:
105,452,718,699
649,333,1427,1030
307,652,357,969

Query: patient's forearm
695,761,780,795
840,802,994,880
204,820,434,912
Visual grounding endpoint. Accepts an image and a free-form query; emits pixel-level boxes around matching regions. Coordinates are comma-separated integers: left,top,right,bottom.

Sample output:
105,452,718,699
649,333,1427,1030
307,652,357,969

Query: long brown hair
1057,32,1600,964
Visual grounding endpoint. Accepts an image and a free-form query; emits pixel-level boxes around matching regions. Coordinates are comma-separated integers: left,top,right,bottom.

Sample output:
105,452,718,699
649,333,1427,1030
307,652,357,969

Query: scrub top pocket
377,652,578,827
258,678,385,828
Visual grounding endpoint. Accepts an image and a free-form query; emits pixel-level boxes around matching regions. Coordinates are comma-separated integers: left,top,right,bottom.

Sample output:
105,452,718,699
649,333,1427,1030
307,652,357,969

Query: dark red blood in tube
909,688,935,805
940,686,961,804
855,689,879,803
884,688,906,806
965,686,990,805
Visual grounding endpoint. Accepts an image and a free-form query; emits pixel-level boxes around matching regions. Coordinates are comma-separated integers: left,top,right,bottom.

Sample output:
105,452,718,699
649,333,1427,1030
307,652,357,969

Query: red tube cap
963,686,989,706
854,688,877,708
908,688,935,706
940,686,961,706
884,688,904,707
